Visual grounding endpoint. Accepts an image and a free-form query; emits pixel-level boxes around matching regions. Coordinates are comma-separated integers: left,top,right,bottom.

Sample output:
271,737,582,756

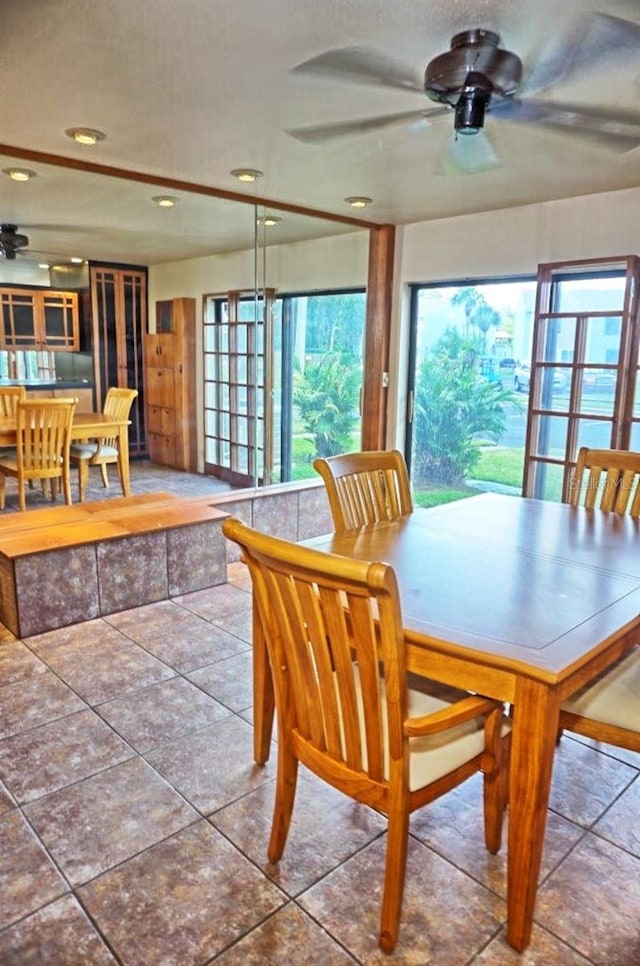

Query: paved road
499,392,615,450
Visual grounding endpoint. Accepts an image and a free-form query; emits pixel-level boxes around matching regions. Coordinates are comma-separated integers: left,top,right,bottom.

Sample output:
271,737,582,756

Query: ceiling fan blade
523,13,640,97
492,97,640,150
291,46,425,93
437,131,502,176
286,107,450,144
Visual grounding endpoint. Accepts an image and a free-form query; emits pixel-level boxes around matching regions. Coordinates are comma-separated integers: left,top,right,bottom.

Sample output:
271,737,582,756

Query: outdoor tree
293,354,361,458
412,328,515,486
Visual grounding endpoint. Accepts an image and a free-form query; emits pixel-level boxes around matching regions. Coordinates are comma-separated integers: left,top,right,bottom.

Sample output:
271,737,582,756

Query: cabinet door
41,292,79,350
146,367,175,409
91,265,147,456
0,289,38,348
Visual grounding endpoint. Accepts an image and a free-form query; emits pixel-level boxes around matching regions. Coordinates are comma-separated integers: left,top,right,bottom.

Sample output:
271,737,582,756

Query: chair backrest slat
569,447,640,516
314,450,413,533
101,387,138,448
224,518,406,786
17,398,76,474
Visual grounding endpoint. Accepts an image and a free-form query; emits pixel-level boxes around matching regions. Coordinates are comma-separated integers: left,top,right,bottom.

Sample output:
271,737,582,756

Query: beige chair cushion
70,443,118,459
340,669,510,793
562,648,640,730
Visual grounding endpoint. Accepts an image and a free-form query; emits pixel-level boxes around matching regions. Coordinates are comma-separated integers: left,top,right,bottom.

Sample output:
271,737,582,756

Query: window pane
539,317,575,363
554,276,626,313
575,417,613,453
584,317,621,364
539,367,570,411
530,460,565,502
529,414,568,459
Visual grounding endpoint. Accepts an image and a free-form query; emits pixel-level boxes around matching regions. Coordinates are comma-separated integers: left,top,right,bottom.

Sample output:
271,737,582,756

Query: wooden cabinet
0,287,79,351
144,297,196,471
90,264,147,456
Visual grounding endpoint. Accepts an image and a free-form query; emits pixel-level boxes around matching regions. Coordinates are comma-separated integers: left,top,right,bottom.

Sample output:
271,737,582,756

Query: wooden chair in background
561,446,640,749
0,385,26,421
223,517,510,954
568,446,640,514
313,449,413,533
69,387,137,498
0,397,76,511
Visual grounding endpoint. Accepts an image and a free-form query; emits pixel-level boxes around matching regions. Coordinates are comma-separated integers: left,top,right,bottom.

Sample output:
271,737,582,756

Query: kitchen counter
0,379,93,389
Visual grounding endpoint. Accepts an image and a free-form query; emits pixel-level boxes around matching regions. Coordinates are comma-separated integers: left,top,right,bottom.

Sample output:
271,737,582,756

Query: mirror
0,151,370,491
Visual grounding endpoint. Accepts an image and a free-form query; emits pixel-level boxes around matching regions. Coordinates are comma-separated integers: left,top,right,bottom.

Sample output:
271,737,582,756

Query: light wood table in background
251,493,640,952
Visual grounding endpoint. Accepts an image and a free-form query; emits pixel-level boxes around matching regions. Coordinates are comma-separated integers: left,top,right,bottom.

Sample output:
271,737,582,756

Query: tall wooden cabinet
90,264,147,456
144,297,196,471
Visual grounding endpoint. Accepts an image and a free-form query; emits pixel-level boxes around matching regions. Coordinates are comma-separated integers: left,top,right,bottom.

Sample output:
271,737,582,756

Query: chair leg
99,463,109,489
18,482,26,512
482,733,510,855
0,475,5,510
379,798,409,954
267,740,298,864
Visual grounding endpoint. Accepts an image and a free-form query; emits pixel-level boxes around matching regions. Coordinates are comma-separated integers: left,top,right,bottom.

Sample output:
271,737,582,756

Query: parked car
582,369,616,392
514,363,567,392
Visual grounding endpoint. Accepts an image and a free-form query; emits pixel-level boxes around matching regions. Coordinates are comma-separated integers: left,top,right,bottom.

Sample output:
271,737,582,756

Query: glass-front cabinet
0,287,79,350
523,256,640,502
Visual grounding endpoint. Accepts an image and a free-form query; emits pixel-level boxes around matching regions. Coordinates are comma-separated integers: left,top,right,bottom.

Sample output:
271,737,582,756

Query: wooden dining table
249,492,640,952
0,411,132,502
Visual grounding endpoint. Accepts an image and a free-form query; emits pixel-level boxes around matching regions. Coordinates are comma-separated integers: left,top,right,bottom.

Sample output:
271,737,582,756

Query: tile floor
1,465,639,964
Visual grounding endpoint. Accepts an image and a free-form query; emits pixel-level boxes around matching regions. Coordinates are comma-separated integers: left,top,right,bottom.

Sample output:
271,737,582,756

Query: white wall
387,185,640,447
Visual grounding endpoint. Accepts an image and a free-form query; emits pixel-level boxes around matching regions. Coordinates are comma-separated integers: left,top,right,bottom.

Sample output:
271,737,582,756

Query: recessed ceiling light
2,167,37,182
344,196,373,209
257,215,281,227
230,168,263,183
152,195,179,207
38,263,50,270
65,127,106,145
70,257,84,264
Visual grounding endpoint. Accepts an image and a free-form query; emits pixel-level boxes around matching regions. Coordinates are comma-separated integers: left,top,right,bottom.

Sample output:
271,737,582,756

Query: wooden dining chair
568,446,640,514
561,447,640,749
313,449,413,533
560,647,640,753
69,387,137,497
223,517,510,954
0,397,77,511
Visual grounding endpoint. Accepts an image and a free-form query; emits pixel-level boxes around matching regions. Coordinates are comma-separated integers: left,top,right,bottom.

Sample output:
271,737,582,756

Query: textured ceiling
1,0,640,268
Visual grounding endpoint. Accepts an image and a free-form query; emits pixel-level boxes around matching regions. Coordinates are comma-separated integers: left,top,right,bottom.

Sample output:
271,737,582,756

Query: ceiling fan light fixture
65,127,106,145
345,196,373,208
454,87,491,135
152,195,179,207
3,167,36,182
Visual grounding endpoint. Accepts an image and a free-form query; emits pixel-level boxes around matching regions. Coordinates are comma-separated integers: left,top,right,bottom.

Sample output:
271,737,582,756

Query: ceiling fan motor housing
0,224,29,260
424,29,523,106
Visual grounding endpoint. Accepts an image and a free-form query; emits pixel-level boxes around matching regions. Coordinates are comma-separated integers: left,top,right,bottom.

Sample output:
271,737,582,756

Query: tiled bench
0,492,229,637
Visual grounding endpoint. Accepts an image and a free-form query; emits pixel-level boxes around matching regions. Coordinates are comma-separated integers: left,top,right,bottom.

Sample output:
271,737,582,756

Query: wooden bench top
0,492,229,559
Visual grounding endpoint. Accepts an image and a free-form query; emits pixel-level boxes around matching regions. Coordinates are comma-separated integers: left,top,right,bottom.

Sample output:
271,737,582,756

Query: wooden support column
361,224,395,451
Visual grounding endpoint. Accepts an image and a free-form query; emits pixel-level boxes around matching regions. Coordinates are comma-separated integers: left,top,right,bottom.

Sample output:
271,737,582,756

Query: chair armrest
403,695,503,737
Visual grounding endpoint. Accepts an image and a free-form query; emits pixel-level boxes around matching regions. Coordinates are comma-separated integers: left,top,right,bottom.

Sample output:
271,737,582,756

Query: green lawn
474,446,524,488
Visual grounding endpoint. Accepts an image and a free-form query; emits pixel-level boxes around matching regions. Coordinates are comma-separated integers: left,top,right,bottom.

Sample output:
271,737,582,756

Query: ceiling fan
0,224,29,261
286,13,640,171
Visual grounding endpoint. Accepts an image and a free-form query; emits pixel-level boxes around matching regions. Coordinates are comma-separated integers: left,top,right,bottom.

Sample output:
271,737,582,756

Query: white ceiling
2,0,640,268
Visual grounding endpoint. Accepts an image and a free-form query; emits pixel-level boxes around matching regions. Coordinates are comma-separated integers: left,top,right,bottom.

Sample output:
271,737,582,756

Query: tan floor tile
0,709,133,803
145,715,275,813
187,650,253,712
409,773,585,897
0,894,117,964
214,902,356,965
299,834,505,964
536,833,640,964
96,676,232,752
78,821,286,966
594,773,640,857
0,640,47,686
173,583,251,621
474,924,593,964
0,669,86,739
0,811,67,930
26,622,175,704
549,736,638,826
212,608,253,642
25,756,198,886
212,770,386,896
